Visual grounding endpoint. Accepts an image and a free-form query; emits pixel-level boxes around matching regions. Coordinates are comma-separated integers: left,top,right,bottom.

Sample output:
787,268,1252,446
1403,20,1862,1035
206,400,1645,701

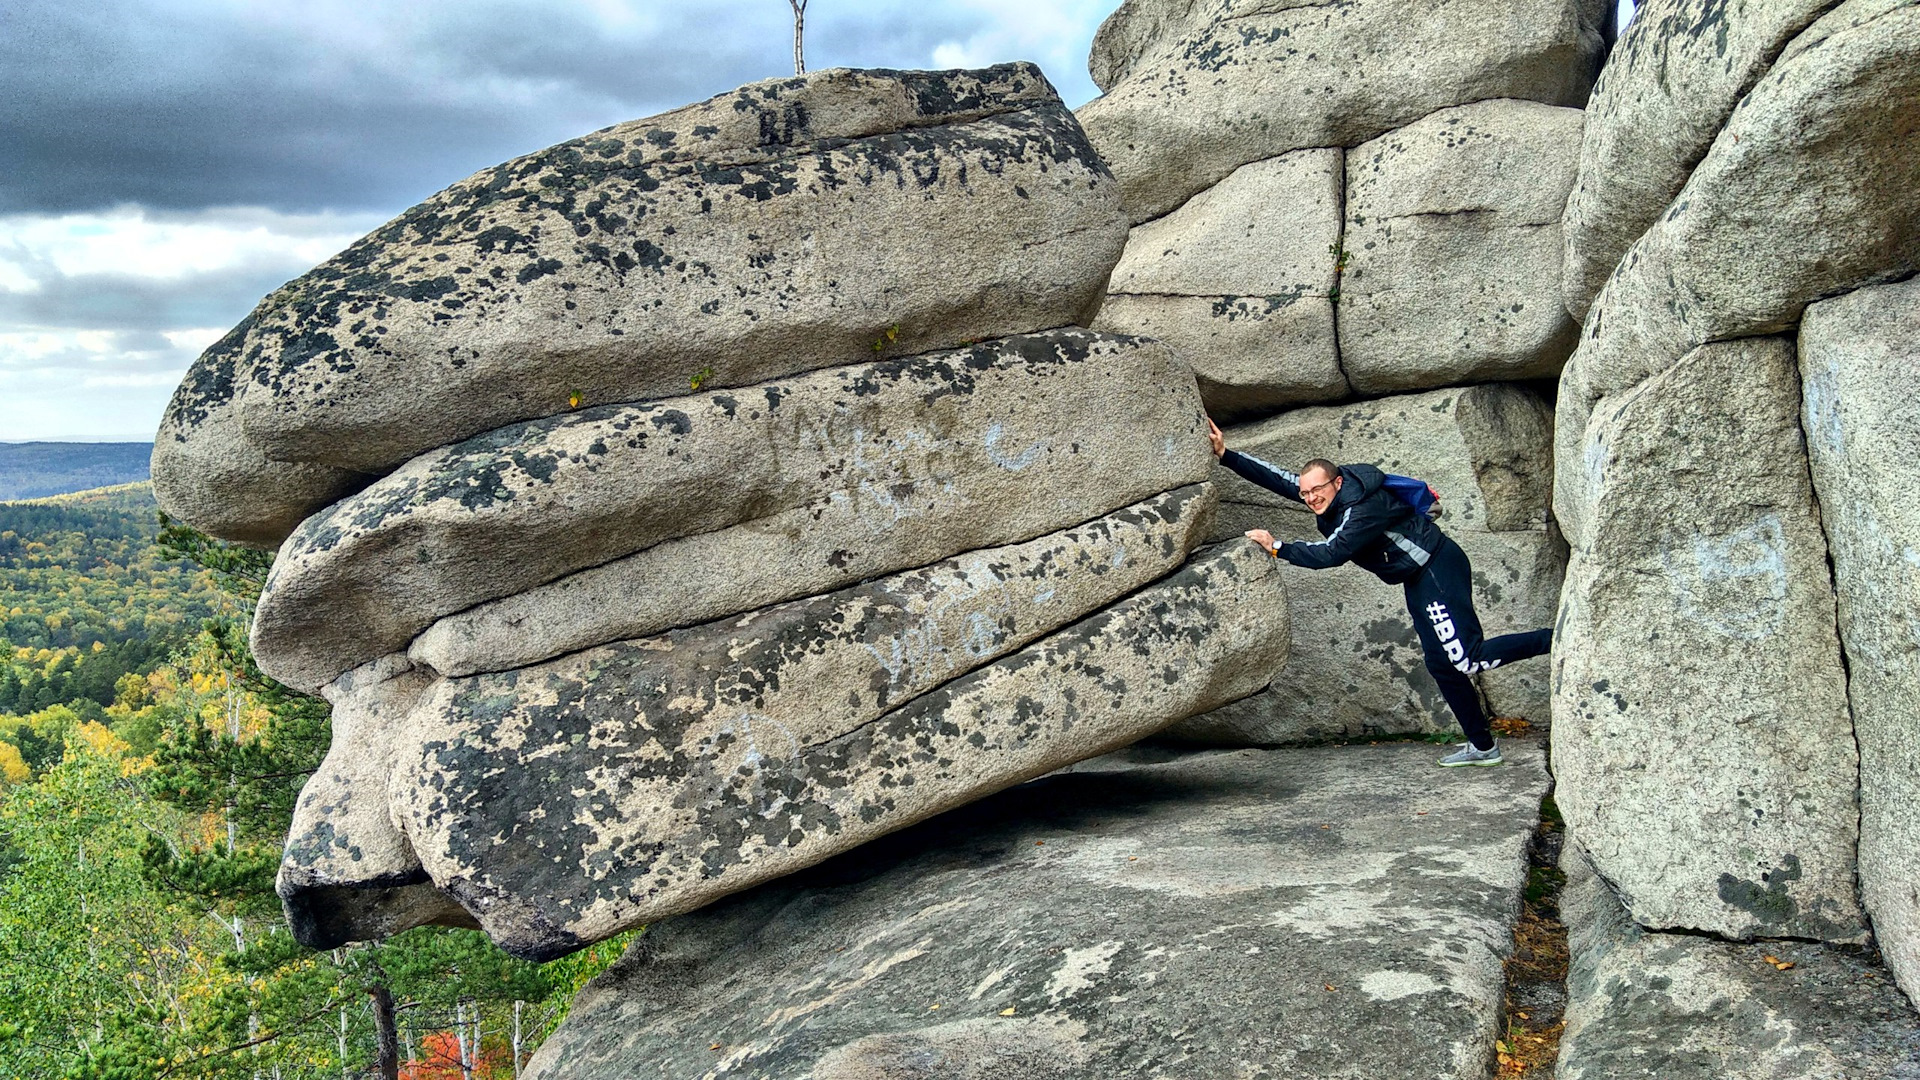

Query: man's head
1299,458,1342,514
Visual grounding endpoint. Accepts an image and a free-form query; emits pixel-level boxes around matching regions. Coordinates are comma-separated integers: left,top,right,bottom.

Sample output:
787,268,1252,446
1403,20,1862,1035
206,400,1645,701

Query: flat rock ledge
525,740,1551,1079
1558,845,1920,1079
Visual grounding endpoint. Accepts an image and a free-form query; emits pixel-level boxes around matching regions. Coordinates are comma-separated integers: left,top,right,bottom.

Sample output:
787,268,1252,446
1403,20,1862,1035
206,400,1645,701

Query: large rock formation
1551,336,1863,941
149,66,1307,962
1554,0,1920,506
1798,277,1920,997
524,742,1553,1079
154,64,1129,546
1547,0,1920,1009
1077,0,1605,224
1178,384,1562,743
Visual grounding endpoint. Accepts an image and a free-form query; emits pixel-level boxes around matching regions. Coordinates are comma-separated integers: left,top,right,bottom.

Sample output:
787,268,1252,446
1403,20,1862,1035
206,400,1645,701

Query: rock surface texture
524,742,1552,1079
1557,845,1920,1079
1551,337,1863,942
1799,277,1920,999
283,541,1289,960
1177,385,1563,744
1339,99,1584,394
154,64,1127,545
1077,0,1605,224
1559,0,1843,320
1091,148,1345,421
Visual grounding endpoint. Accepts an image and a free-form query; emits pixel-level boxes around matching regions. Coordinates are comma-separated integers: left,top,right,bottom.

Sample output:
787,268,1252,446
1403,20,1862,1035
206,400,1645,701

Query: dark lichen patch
1716,854,1802,929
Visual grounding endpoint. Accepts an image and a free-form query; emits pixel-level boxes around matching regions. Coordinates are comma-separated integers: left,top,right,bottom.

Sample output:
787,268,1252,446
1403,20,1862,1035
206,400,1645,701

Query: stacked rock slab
1798,277,1920,1000
143,66,1304,960
284,536,1287,960
1550,0,1920,1008
1076,0,1607,225
1551,336,1863,941
1174,385,1562,745
153,63,1130,547
250,332,1223,694
1088,76,1591,421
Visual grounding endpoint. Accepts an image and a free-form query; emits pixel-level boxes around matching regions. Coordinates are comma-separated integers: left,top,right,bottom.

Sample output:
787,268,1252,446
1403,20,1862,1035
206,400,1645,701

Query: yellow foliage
73,718,131,760
0,741,27,785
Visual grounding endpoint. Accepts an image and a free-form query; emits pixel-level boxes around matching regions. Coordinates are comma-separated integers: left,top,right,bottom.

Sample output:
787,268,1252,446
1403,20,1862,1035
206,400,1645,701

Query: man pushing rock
1208,419,1551,766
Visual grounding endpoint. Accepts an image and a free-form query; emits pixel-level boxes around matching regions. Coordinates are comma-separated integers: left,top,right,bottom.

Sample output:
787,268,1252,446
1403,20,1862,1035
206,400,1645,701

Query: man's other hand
1244,528,1276,553
1207,417,1226,459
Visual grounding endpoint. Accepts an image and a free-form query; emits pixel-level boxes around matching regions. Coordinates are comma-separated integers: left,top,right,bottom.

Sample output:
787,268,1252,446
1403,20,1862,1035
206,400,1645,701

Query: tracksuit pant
1402,535,1552,751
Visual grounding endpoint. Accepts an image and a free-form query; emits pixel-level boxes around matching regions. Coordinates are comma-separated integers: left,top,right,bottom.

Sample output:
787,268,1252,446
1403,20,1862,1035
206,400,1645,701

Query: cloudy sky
0,0,1116,441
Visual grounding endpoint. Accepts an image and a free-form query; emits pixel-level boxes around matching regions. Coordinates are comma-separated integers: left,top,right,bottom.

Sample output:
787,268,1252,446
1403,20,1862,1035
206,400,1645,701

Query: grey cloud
0,255,330,334
3,0,991,216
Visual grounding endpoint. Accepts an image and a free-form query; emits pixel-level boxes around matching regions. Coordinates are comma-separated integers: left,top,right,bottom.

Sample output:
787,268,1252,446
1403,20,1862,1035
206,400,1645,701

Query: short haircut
1301,458,1338,482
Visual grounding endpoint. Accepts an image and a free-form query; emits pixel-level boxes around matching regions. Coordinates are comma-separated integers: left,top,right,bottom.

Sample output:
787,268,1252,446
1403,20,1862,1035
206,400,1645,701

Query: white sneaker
1438,743,1503,767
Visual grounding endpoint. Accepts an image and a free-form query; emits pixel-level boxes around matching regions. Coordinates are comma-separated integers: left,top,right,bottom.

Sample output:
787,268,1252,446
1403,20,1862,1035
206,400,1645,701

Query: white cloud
927,0,1110,106
0,207,386,439
0,206,382,286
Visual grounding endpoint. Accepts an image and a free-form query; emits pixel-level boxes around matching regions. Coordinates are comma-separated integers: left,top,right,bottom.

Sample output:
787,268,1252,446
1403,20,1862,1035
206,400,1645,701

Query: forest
0,484,629,1079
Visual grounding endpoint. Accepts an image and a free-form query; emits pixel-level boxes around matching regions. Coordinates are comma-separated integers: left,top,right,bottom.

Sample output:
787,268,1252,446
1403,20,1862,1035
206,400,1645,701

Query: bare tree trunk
369,985,399,1080
788,0,808,74
512,1001,524,1080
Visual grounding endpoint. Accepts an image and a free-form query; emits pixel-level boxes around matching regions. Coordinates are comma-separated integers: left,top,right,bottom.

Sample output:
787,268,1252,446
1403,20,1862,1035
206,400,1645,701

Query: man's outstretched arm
1248,498,1398,569
1207,418,1303,503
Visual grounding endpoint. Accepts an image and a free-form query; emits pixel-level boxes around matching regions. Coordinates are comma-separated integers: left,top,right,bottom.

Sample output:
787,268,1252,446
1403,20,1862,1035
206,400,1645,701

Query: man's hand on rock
1245,528,1276,554
1206,417,1225,459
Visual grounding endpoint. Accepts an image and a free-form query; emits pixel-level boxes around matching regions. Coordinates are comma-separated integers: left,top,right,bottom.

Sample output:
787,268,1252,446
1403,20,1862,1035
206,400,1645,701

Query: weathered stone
1087,0,1205,93
284,542,1288,959
150,319,369,547
1559,0,1841,320
287,487,1218,946
1339,100,1584,393
1557,844,1920,1079
1092,148,1346,420
1551,337,1864,942
276,654,476,947
1211,384,1557,534
1562,1,1920,424
1799,277,1920,1002
156,65,1129,542
1171,526,1562,744
251,330,1212,694
413,479,1213,678
524,741,1552,1079
1076,0,1605,223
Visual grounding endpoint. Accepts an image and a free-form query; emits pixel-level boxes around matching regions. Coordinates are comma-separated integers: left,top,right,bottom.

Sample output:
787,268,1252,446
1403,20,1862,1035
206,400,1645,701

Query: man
1208,419,1550,766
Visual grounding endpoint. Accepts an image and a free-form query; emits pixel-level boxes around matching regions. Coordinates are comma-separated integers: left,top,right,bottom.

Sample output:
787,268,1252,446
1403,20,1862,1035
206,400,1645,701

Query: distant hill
0,481,231,651
0,442,153,500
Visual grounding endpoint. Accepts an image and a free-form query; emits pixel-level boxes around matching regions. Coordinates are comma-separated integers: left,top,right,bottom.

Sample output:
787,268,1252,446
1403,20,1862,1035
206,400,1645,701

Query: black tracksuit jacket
1219,451,1442,583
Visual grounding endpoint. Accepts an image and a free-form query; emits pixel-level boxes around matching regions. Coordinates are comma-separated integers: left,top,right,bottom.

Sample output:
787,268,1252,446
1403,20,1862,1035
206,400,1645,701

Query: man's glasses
1300,479,1337,500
